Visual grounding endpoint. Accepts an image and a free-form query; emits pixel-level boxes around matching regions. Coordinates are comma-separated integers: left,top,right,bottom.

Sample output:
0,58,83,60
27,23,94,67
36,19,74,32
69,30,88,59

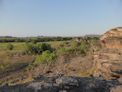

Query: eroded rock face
100,27,122,49
93,27,122,79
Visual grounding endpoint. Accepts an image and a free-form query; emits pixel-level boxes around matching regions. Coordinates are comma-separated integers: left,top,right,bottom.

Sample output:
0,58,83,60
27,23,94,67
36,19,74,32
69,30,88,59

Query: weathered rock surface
100,27,122,49
93,27,122,79
0,76,121,92
110,85,122,92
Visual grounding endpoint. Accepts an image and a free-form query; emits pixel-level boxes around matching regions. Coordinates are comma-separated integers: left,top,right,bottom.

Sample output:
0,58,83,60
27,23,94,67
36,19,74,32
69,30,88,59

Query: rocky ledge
0,75,122,92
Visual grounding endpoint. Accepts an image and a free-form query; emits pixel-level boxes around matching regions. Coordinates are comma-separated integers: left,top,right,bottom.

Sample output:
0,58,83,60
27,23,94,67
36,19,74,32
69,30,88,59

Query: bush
79,41,89,55
25,43,53,54
57,40,90,56
37,43,53,53
34,50,56,64
25,43,35,54
7,43,14,50
71,41,79,49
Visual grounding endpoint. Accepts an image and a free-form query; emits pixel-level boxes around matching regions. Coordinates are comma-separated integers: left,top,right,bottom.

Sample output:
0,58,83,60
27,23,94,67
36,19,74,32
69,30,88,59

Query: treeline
0,37,73,43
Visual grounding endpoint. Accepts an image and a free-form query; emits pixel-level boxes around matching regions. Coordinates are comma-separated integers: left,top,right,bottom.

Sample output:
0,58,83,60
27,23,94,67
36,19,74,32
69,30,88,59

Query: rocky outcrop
100,27,122,49
93,27,122,79
93,49,122,79
0,76,121,92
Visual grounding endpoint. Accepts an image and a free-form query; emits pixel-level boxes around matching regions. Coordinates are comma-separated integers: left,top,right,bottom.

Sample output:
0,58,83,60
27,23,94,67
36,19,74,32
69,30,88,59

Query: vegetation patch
6,43,14,50
25,43,54,54
0,37,100,86
34,50,56,65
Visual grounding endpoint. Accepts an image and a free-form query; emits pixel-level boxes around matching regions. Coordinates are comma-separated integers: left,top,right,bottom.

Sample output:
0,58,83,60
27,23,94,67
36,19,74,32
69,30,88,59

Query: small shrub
79,41,89,55
25,43,53,54
56,48,66,55
34,50,56,65
37,43,53,53
25,43,35,54
57,47,76,56
71,41,79,49
7,43,14,50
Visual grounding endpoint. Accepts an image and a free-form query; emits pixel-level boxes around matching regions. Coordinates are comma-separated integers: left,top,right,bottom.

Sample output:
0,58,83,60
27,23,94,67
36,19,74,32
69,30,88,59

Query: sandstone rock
110,85,122,92
100,27,122,49
93,27,122,79
118,77,122,84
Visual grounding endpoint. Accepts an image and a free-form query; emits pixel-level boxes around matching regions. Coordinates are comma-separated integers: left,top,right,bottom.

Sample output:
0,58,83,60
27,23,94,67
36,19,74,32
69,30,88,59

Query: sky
0,0,122,37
